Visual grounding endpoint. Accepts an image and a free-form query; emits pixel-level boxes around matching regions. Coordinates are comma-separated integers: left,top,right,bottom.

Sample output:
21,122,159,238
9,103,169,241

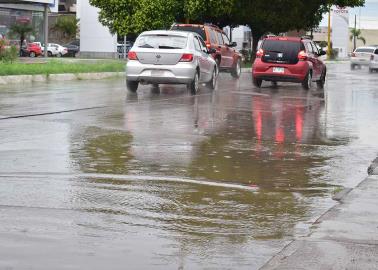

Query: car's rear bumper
369,60,378,69
351,58,370,66
252,59,308,82
126,60,196,84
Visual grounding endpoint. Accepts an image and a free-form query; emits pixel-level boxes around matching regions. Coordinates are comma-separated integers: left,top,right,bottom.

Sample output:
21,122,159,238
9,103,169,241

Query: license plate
273,67,284,73
151,70,164,76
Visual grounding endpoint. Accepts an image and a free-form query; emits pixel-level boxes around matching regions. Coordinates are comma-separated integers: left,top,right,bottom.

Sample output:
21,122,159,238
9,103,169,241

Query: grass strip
0,60,125,76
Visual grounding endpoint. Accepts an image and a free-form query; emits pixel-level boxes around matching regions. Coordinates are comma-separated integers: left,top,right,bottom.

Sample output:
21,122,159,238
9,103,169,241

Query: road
0,62,377,269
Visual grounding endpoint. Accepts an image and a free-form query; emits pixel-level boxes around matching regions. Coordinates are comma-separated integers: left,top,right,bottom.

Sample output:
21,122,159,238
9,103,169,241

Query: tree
54,15,79,41
350,28,366,50
9,22,33,55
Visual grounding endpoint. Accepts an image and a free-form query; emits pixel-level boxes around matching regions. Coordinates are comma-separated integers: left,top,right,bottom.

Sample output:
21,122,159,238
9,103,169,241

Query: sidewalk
261,158,378,270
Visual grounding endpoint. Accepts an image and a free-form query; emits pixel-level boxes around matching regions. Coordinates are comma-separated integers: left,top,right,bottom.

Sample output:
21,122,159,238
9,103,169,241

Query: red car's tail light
128,51,138,60
179,53,193,62
298,50,308,61
206,43,211,48
256,49,264,58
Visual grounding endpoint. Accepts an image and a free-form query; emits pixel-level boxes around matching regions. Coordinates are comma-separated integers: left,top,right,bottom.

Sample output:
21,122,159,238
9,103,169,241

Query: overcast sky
320,0,378,29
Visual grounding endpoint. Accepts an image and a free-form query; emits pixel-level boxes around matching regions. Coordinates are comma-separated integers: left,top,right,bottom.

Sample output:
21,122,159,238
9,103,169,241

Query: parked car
170,23,242,78
42,43,68,57
369,47,378,73
21,42,42,57
252,36,327,89
117,41,133,58
126,30,218,94
63,39,80,57
350,46,377,70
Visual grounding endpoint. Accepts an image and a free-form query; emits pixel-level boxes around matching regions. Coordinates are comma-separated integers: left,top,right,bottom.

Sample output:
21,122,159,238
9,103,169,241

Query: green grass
0,59,125,76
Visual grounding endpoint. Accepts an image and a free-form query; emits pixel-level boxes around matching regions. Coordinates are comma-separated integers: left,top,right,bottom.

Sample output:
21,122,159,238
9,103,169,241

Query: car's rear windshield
261,40,302,64
136,34,187,49
355,48,375,53
171,26,206,40
262,40,302,54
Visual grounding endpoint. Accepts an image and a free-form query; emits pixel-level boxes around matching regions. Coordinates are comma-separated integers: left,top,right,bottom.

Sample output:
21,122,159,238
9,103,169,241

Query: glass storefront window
0,8,44,44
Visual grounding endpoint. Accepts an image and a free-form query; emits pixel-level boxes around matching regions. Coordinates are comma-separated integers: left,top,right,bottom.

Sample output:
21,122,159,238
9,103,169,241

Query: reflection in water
69,86,338,268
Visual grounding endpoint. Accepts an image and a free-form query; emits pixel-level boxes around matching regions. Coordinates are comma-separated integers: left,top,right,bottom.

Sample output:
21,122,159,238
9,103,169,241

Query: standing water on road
0,63,377,269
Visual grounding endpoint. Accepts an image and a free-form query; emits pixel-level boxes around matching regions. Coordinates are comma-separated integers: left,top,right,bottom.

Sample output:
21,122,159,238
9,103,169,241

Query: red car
252,36,327,89
171,23,242,78
21,42,42,57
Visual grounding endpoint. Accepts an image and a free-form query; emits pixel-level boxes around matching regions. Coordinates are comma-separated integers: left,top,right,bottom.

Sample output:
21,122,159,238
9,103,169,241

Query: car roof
140,30,194,37
172,23,224,33
264,36,303,42
355,46,377,50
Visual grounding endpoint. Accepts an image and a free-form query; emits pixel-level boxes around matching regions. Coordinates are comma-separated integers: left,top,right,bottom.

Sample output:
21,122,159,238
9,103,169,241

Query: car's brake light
256,49,264,58
206,43,211,48
179,53,193,62
298,50,308,61
128,51,138,60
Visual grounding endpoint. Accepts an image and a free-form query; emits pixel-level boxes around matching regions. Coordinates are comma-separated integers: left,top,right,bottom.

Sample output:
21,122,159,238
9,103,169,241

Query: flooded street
1,62,378,269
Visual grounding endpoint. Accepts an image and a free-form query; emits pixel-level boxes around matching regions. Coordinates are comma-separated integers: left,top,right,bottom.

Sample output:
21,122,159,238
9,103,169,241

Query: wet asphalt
0,62,378,269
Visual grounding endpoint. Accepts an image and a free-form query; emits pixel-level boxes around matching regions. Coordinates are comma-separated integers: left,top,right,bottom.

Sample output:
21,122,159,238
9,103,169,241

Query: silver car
369,47,378,73
126,30,218,94
350,46,377,70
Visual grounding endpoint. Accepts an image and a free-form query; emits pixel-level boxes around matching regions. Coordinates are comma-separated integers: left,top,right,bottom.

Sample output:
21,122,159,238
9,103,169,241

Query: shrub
0,39,18,63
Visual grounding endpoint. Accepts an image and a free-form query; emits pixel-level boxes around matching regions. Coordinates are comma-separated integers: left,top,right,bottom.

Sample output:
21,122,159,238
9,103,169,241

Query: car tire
252,77,262,88
351,64,355,70
29,52,36,58
126,80,139,92
317,69,326,89
188,71,200,95
215,58,220,75
48,51,52,57
302,71,312,90
369,68,374,73
231,58,242,78
206,66,217,90
57,53,62,58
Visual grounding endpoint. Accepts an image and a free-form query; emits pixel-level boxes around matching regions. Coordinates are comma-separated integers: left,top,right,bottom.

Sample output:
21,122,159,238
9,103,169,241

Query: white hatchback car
126,30,218,94
42,43,68,57
369,47,378,73
350,46,377,70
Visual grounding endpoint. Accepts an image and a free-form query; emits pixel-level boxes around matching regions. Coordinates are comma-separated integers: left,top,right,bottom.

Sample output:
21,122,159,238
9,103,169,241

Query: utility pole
327,5,332,60
43,3,48,58
353,14,357,51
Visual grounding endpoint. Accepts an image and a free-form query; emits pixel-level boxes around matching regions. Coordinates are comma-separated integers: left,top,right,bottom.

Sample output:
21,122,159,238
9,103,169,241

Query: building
0,0,50,52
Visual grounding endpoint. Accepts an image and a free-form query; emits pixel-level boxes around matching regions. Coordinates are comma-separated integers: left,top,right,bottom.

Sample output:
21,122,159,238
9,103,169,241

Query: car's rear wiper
159,46,180,49
138,44,154,48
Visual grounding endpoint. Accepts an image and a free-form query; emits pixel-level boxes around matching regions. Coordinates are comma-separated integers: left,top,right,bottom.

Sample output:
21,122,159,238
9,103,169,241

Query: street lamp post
327,5,332,60
43,3,48,58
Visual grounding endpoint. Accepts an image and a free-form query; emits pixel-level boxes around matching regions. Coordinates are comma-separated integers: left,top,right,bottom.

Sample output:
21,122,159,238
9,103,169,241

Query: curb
241,68,251,73
0,72,125,85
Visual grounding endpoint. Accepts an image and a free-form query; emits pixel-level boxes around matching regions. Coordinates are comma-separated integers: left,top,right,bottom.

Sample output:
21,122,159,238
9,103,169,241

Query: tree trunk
19,34,24,57
251,31,263,63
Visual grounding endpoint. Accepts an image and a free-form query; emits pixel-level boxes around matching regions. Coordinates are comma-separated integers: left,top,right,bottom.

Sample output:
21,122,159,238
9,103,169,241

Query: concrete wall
79,0,117,58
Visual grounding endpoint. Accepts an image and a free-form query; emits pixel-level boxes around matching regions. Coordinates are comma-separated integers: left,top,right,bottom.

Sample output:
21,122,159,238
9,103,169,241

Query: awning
0,0,53,11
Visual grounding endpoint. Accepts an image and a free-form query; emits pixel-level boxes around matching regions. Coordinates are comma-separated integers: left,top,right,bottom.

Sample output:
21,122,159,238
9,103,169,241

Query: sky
320,0,378,29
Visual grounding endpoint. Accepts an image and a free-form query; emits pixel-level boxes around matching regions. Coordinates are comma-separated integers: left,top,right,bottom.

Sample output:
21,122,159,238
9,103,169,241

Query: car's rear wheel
48,51,52,57
57,53,62,58
188,72,200,95
252,77,262,88
351,64,356,70
369,68,374,73
317,69,326,89
231,59,241,78
302,71,312,90
126,80,139,92
29,52,36,58
206,66,217,90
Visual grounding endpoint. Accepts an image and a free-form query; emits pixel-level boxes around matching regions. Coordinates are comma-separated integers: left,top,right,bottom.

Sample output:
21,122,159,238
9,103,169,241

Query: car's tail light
256,49,264,58
206,43,211,48
128,51,138,60
351,52,356,57
298,50,308,61
179,53,193,62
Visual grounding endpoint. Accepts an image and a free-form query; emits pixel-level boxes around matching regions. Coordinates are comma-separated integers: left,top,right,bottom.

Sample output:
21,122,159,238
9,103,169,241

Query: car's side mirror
207,48,216,54
228,42,237,48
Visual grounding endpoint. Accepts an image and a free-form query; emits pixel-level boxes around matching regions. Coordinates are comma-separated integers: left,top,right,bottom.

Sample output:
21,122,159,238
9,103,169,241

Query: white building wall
79,0,117,58
332,6,350,58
